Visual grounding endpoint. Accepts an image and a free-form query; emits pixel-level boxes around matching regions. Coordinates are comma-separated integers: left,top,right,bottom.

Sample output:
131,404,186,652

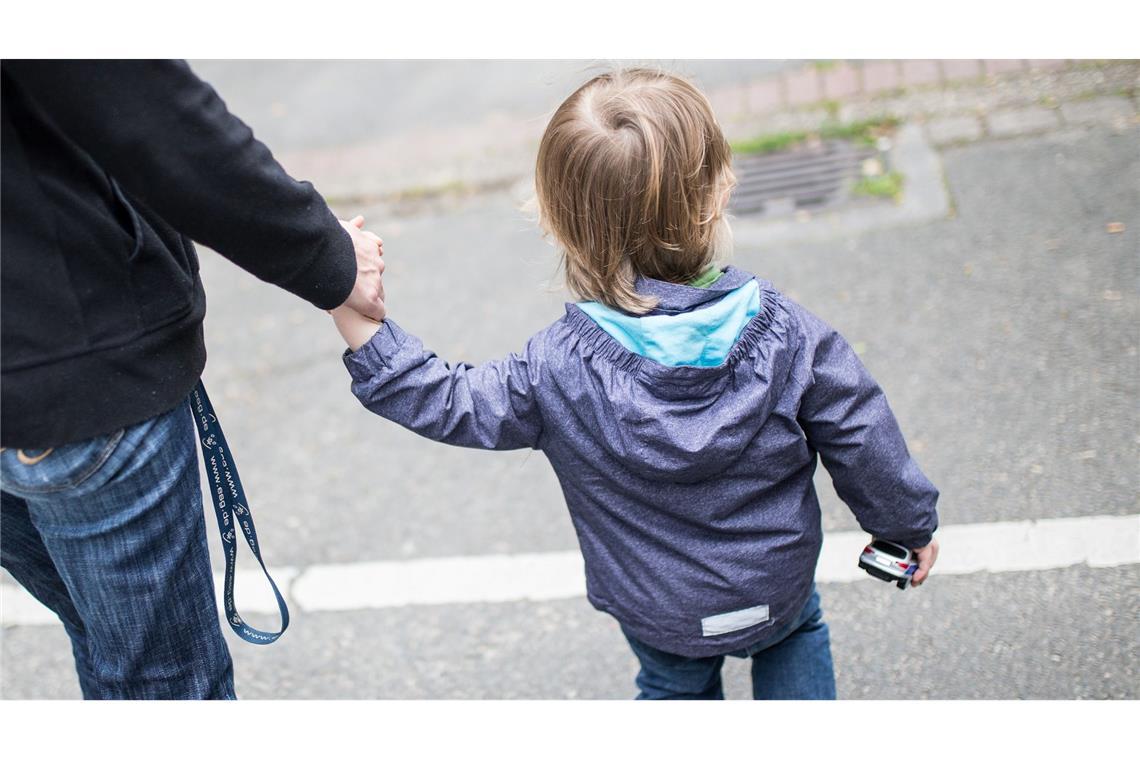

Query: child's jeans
622,585,836,700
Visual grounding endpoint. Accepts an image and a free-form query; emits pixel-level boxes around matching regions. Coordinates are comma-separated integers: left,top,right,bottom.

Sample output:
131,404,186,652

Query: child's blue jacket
343,266,939,657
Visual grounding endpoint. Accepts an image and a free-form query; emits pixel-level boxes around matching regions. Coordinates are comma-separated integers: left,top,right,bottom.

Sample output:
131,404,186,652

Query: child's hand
338,215,386,321
331,304,384,352
910,538,939,587
330,215,387,351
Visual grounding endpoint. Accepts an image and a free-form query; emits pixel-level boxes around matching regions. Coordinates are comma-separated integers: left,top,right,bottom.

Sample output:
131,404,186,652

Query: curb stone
1059,96,1136,125
926,115,984,145
987,107,1062,137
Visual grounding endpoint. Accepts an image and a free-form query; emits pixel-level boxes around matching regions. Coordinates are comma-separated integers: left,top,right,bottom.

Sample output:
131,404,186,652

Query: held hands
332,215,386,351
339,215,386,322
910,538,940,587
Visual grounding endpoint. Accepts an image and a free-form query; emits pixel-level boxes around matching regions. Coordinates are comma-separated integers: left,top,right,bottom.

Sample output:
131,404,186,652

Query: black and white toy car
858,539,919,590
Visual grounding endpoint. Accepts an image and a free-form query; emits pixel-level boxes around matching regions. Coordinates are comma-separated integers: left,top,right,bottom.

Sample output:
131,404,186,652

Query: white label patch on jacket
701,603,770,636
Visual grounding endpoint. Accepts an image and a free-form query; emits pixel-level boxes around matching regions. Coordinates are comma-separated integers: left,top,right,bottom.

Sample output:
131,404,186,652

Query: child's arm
331,305,385,352
795,307,940,584
331,305,544,452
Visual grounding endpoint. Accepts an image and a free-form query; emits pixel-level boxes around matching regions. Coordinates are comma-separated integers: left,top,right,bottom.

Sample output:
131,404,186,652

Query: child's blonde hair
535,67,736,314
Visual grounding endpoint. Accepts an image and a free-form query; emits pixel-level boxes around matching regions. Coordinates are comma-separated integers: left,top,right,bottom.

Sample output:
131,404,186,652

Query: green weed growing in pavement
731,115,900,155
819,116,901,145
730,130,809,155
852,171,905,202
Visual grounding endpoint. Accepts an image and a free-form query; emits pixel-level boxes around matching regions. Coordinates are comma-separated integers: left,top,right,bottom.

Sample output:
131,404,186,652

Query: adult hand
339,216,386,321
911,538,940,587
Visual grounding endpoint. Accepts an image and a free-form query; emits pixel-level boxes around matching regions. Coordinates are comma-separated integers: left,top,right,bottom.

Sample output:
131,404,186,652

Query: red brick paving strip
861,60,902,94
747,78,785,114
941,59,983,81
901,60,942,87
984,59,1027,75
784,67,822,105
709,85,748,120
716,59,1093,122
821,63,861,99
1027,59,1068,71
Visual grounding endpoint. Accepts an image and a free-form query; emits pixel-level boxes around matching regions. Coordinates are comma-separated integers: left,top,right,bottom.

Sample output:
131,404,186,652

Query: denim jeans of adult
0,399,235,699
623,586,836,700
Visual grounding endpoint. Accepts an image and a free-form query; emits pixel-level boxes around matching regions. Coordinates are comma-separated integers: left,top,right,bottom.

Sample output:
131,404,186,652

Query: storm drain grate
728,140,878,218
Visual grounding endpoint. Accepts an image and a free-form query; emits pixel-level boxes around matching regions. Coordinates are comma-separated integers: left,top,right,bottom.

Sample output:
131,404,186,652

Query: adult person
0,60,385,699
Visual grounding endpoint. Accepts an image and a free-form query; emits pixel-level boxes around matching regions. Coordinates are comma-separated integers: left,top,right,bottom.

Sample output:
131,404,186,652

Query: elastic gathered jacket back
343,267,939,657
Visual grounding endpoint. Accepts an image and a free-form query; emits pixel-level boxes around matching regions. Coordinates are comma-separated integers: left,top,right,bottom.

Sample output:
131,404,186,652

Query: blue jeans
623,587,836,700
1,400,234,699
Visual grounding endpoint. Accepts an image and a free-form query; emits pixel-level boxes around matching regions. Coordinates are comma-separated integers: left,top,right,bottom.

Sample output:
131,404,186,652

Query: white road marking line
0,568,302,628
3,514,1137,626
295,552,588,611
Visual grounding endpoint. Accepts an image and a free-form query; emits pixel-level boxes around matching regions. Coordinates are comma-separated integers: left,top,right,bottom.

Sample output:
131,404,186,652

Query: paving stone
784,67,822,105
862,60,901,93
927,115,983,144
733,108,829,138
942,59,983,82
901,59,942,87
746,78,784,114
841,89,990,123
1054,64,1140,100
987,106,1061,136
1059,96,1136,125
984,59,1027,76
708,84,747,120
822,63,861,99
1027,59,1068,71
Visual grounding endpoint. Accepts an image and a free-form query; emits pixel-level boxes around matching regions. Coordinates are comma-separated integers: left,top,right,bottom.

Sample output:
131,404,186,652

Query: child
331,68,940,700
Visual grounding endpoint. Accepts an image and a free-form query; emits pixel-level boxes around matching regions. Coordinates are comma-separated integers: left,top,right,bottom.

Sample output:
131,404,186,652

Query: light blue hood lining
577,280,761,367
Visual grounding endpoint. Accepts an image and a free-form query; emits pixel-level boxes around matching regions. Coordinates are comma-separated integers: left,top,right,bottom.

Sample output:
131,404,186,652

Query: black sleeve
3,59,356,309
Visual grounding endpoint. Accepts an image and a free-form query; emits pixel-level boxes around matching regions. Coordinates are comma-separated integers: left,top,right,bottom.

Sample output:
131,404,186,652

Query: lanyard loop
190,381,289,645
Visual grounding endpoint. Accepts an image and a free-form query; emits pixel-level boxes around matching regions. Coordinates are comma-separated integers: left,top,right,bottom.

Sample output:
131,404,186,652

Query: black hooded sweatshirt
1,60,356,447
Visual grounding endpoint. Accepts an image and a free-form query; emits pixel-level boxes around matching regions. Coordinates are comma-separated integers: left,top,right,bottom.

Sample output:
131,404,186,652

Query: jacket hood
564,267,798,483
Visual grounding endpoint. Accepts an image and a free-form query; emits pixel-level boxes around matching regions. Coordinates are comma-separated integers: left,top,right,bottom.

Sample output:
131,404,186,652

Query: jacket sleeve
342,319,545,451
2,59,355,310
794,307,939,548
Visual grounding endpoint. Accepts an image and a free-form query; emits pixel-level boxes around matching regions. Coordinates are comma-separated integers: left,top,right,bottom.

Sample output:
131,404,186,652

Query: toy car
858,539,919,590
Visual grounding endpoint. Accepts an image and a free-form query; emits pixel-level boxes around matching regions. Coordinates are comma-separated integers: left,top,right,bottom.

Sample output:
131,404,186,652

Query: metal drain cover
729,140,877,218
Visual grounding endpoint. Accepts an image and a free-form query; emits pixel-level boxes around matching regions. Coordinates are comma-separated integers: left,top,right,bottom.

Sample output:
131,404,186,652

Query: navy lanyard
190,380,289,645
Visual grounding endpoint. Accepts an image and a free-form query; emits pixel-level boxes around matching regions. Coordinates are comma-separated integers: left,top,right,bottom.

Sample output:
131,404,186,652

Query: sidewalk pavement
275,60,1140,211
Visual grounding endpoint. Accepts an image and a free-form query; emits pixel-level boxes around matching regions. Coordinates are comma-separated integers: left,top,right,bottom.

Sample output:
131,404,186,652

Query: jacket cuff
342,319,408,380
900,532,934,550
280,224,357,310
